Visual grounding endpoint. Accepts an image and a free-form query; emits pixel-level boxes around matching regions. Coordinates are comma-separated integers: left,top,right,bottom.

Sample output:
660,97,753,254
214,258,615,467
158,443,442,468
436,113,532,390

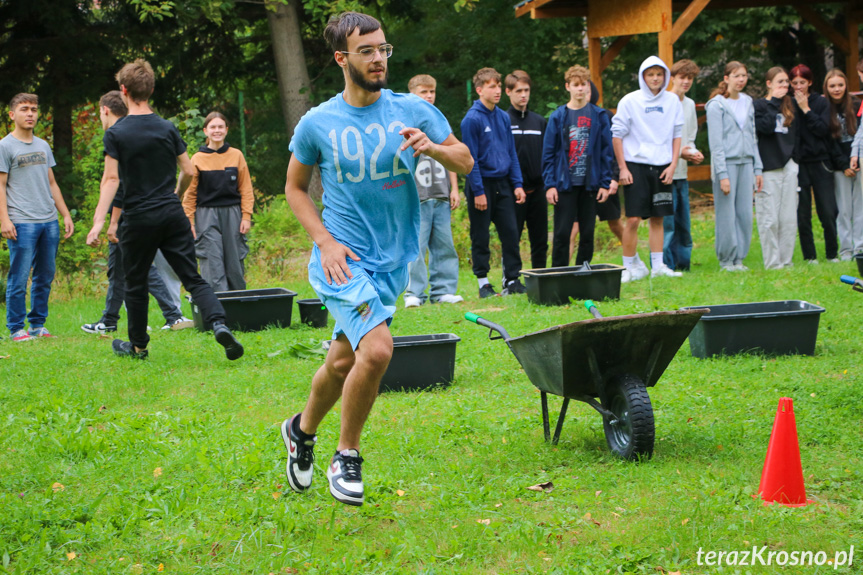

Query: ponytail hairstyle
766,66,795,128
823,68,857,138
709,61,746,99
202,111,229,146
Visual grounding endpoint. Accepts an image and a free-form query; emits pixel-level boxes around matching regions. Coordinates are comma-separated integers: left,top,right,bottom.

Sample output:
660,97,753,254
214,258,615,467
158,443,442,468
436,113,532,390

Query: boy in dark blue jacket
461,67,526,297
543,65,614,266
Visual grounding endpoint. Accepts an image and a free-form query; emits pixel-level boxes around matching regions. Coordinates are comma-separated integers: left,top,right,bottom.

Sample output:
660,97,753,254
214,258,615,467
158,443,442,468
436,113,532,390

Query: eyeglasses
340,44,393,62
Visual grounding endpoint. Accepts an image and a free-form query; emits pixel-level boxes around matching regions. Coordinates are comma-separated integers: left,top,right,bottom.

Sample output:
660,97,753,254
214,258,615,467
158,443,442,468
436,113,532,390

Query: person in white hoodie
705,61,763,271
612,56,684,281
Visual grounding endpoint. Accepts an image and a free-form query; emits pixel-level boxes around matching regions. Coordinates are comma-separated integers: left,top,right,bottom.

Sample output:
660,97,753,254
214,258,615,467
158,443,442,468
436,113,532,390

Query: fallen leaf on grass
153,467,162,479
99,334,111,340
526,481,554,493
494,503,503,508
51,483,64,492
0,355,10,360
476,519,491,525
681,518,690,526
595,490,602,497
396,490,405,497
583,512,601,526
157,564,165,572
99,405,108,413
66,552,76,560
286,340,327,359
272,492,280,500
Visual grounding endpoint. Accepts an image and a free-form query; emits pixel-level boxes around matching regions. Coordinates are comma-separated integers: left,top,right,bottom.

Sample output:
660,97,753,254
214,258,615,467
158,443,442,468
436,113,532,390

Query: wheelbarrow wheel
601,374,654,460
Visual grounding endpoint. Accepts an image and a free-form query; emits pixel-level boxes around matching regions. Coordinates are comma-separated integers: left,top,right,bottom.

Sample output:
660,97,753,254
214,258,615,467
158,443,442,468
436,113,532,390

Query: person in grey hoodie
705,61,763,271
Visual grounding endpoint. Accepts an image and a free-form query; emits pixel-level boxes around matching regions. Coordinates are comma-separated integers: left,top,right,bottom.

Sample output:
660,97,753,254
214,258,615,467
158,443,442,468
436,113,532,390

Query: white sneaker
165,317,195,331
734,264,750,272
629,265,649,281
828,258,840,263
621,269,632,283
651,263,683,278
807,259,819,265
404,296,422,308
437,294,464,304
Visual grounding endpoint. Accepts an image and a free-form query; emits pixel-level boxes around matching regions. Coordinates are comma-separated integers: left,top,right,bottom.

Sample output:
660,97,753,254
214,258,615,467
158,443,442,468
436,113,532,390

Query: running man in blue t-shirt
280,11,473,507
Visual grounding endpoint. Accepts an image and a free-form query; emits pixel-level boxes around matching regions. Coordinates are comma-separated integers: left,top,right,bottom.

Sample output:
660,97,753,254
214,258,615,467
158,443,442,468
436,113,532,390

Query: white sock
623,256,636,269
478,277,489,288
650,252,664,269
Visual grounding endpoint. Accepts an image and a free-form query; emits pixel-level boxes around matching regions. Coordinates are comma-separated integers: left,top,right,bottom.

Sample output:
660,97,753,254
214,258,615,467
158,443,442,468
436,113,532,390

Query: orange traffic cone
756,397,814,507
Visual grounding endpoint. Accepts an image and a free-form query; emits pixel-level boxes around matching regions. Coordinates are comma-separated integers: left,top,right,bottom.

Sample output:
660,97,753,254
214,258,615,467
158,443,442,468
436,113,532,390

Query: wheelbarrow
465,301,706,460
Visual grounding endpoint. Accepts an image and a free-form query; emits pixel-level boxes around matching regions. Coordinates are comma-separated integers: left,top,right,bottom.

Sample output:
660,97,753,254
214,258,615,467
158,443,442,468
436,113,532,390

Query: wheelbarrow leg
552,398,570,445
541,392,550,442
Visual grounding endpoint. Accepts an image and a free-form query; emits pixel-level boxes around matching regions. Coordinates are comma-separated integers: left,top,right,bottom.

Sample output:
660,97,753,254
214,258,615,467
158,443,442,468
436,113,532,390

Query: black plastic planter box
521,264,624,306
379,334,460,393
681,300,825,358
191,287,297,332
856,253,863,276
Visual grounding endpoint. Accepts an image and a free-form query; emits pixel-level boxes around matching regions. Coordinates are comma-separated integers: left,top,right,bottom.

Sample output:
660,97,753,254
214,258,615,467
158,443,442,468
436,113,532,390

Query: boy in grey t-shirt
0,93,74,341
403,75,463,306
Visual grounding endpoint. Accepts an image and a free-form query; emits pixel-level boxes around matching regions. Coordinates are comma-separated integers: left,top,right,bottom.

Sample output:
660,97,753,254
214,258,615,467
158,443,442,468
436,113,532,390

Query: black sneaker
502,278,526,295
326,449,364,506
82,321,117,334
112,339,148,359
213,321,244,360
478,284,498,299
280,414,316,493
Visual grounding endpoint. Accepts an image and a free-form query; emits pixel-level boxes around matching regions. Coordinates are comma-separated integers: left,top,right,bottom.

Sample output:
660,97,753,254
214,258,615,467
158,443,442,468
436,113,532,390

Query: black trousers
120,202,226,349
465,177,522,282
515,187,548,269
551,186,596,267
797,161,838,260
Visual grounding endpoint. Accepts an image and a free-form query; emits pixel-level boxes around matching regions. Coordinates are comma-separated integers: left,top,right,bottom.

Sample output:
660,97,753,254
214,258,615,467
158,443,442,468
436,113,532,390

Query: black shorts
623,162,673,219
595,191,621,221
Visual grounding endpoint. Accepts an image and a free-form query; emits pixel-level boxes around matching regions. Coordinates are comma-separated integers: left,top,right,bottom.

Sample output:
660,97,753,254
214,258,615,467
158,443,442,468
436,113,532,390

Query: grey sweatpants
194,205,248,292
756,160,798,269
834,170,863,257
713,161,755,267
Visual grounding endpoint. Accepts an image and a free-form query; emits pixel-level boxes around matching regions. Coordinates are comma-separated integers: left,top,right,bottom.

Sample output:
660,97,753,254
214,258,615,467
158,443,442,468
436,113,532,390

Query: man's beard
348,60,388,92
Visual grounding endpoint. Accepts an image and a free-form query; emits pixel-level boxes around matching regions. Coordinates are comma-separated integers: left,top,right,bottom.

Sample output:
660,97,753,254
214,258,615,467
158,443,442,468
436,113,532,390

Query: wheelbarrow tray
506,309,705,399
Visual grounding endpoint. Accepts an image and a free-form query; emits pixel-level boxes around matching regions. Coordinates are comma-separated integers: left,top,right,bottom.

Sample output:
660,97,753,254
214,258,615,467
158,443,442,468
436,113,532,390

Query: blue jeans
6,221,60,333
405,199,459,303
663,180,692,271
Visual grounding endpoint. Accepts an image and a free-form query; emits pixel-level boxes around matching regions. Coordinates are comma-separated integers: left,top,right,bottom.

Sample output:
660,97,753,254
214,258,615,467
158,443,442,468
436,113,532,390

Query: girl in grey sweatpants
706,62,764,271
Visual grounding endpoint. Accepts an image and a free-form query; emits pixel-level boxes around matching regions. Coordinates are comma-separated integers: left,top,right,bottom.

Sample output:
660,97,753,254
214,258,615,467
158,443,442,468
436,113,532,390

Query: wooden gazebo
515,0,862,105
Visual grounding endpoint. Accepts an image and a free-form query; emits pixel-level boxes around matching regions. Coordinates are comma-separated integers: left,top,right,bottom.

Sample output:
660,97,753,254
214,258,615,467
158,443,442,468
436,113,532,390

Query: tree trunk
267,0,311,140
266,0,323,200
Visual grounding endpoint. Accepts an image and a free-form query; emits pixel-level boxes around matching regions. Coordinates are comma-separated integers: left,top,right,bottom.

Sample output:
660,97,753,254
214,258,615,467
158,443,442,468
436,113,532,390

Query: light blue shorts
308,245,409,350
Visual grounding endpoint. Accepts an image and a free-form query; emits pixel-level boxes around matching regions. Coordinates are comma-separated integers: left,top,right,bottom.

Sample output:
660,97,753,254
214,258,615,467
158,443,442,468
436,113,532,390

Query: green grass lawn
1,210,862,574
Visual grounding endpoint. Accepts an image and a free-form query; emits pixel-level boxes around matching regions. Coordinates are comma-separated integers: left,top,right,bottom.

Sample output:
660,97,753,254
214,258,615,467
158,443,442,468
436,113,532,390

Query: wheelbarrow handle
584,299,603,319
464,312,511,341
841,275,863,293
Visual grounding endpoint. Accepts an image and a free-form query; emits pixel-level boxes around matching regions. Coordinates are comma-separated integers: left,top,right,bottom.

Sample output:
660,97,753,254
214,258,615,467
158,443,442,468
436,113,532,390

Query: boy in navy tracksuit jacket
543,65,614,267
461,67,527,298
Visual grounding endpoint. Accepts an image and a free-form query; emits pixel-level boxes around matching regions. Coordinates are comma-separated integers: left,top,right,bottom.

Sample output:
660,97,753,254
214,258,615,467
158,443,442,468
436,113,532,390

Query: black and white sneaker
112,339,148,359
478,284,498,298
502,278,526,295
280,414,316,493
326,449,364,506
82,321,117,334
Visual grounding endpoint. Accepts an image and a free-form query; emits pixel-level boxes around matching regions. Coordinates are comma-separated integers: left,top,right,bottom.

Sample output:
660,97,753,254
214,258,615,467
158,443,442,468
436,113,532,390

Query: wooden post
589,36,603,105
658,0,673,67
848,2,860,92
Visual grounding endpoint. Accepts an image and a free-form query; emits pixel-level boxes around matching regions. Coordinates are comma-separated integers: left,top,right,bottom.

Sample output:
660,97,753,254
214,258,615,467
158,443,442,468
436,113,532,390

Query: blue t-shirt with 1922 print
289,89,452,272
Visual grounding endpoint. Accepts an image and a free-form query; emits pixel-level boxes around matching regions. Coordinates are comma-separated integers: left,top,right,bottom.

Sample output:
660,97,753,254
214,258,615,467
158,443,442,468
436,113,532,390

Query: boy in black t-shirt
86,59,242,360
542,66,614,266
